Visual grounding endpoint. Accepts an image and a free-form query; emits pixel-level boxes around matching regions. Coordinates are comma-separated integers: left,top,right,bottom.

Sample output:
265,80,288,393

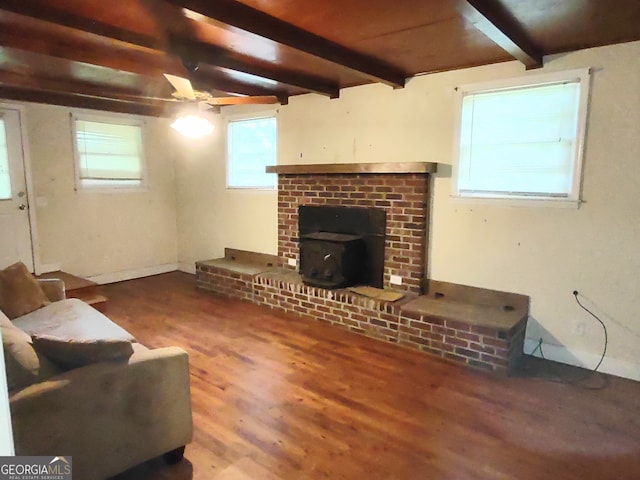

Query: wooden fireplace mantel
266,162,438,175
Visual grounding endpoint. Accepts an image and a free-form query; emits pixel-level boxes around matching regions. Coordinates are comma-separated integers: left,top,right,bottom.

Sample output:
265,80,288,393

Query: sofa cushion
1,310,62,391
0,262,50,319
12,298,136,343
31,334,134,368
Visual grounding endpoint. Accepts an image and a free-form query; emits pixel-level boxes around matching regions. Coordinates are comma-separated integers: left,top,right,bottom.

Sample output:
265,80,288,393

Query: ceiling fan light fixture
170,114,214,138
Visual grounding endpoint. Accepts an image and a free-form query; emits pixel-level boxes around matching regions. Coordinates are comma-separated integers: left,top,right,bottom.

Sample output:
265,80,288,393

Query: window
72,114,146,190
227,115,277,189
453,68,591,205
0,117,11,200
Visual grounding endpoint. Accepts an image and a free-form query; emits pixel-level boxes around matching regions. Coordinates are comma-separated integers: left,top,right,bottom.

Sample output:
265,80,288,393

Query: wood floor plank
106,272,640,480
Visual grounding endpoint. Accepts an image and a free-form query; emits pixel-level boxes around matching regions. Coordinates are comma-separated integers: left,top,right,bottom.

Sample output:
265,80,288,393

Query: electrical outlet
287,258,297,267
574,321,585,336
390,275,402,286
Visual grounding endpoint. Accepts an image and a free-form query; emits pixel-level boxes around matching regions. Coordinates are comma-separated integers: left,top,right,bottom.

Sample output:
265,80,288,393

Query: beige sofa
2,274,192,480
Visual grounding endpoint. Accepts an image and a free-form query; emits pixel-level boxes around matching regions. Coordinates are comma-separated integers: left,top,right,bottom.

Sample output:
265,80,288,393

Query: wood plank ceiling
0,0,638,117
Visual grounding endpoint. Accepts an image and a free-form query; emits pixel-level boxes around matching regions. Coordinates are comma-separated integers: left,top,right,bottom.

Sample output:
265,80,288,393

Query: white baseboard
178,262,196,275
86,263,178,285
37,263,62,274
524,337,640,382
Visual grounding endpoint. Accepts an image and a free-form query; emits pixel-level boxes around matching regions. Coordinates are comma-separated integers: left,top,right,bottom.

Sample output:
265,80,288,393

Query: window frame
225,110,278,191
451,68,591,207
71,112,148,193
0,114,11,201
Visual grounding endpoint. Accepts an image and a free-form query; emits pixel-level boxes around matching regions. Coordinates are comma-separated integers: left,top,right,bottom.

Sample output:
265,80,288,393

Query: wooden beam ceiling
456,0,543,69
0,0,639,117
0,0,336,97
170,0,407,88
0,85,170,117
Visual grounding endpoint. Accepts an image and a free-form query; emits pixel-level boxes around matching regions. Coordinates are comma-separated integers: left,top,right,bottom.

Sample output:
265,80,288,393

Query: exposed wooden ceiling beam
456,0,543,69
0,0,339,97
0,85,171,117
170,0,407,88
0,69,182,108
0,69,142,100
0,1,162,50
205,95,278,106
168,37,338,98
0,25,180,79
190,71,289,104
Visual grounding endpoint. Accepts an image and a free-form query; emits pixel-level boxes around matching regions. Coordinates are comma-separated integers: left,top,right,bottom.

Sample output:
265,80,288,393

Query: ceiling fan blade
163,74,196,101
205,95,279,106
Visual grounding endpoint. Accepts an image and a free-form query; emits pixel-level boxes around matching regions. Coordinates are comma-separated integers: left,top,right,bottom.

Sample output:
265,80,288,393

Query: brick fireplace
196,162,528,375
277,170,429,293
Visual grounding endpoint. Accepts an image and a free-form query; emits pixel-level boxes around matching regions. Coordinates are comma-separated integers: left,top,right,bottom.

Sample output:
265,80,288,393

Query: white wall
175,106,278,273
23,104,180,281
275,41,640,380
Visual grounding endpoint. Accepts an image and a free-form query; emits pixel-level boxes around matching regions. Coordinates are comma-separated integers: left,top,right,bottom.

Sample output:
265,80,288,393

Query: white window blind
455,70,589,203
227,116,277,189
0,118,11,200
74,119,144,189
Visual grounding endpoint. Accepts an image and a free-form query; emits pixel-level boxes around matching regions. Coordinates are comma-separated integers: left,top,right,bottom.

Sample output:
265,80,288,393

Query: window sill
75,186,148,194
226,186,277,192
450,195,581,209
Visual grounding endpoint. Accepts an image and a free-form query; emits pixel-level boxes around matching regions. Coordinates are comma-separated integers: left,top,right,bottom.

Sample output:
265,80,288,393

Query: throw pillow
31,334,134,369
1,313,62,391
0,262,50,319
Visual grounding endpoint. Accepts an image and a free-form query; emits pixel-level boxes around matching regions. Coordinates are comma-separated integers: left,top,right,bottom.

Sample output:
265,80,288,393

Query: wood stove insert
299,205,386,289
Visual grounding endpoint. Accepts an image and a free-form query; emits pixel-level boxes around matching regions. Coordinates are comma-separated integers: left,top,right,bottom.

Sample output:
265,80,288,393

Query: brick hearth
196,257,528,374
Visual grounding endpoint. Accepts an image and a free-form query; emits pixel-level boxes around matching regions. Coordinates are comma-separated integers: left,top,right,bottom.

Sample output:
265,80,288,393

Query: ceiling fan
163,60,279,138
163,73,279,107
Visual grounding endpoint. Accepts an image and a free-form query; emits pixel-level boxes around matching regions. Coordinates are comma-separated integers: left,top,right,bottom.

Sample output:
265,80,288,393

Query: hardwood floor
106,272,640,480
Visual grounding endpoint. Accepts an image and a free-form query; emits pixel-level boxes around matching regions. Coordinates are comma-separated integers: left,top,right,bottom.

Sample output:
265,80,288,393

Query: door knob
18,204,28,210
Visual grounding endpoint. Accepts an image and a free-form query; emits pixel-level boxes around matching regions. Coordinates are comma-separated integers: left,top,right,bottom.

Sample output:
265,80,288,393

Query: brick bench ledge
195,252,530,375
398,281,529,374
196,248,279,302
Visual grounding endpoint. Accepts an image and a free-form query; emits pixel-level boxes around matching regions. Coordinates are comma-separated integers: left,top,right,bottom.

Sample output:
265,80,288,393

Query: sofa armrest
10,346,193,480
37,279,66,302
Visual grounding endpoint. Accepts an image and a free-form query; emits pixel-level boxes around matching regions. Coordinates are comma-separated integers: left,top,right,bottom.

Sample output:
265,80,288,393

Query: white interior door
0,107,34,271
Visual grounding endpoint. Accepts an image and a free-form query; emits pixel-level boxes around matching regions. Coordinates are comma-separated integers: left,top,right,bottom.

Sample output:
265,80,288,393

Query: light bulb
170,115,214,138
